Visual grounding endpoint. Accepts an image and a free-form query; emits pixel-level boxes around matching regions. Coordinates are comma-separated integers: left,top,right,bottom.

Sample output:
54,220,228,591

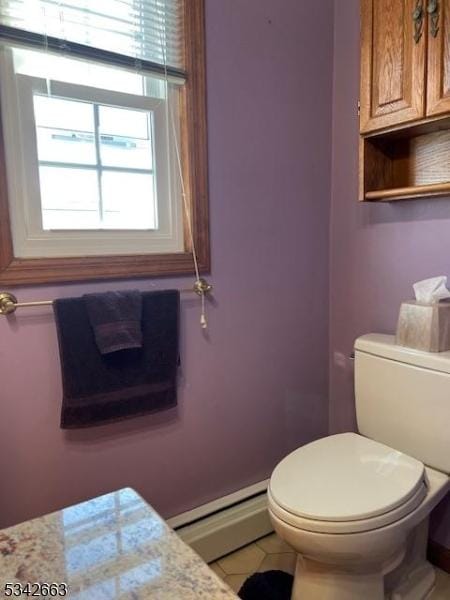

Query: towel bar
0,278,213,316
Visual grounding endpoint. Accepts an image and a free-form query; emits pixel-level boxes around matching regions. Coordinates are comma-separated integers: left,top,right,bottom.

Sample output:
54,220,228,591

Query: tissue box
396,301,450,352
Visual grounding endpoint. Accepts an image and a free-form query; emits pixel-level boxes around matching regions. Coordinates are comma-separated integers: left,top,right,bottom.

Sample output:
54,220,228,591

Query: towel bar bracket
193,278,213,296
0,292,17,315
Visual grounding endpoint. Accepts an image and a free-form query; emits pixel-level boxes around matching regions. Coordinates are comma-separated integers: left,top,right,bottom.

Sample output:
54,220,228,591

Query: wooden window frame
0,0,209,286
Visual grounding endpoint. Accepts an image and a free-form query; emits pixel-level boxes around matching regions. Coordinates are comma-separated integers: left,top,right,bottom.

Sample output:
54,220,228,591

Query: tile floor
209,533,450,598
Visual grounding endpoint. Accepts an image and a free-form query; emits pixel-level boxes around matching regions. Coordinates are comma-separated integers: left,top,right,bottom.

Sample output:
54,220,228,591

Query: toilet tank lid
355,334,450,374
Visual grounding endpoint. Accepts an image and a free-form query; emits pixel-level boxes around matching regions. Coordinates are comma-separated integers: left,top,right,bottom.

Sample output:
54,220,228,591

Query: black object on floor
238,570,294,599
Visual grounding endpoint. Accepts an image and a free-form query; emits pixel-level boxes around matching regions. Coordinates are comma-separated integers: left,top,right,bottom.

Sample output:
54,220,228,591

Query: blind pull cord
159,32,209,330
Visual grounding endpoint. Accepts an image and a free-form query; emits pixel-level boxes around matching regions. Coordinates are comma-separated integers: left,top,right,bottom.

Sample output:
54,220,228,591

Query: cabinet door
427,0,450,115
360,0,426,133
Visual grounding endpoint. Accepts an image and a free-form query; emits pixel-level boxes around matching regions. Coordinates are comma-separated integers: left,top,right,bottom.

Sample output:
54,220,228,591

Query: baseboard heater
168,479,273,563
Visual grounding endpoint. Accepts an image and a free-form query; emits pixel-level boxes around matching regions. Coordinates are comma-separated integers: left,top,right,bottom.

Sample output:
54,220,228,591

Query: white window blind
0,0,185,73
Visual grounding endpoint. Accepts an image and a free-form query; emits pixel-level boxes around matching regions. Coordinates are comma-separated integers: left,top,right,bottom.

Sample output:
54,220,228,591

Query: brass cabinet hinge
358,100,361,116
413,0,425,43
427,0,440,38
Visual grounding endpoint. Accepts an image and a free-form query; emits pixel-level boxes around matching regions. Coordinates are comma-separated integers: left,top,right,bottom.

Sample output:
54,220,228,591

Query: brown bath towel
53,290,179,428
83,290,143,354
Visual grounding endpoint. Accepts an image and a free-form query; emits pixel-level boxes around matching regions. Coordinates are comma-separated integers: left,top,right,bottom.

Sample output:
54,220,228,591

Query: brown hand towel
53,290,179,428
83,290,142,354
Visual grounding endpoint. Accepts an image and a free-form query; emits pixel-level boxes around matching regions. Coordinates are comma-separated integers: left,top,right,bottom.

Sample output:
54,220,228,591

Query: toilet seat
268,483,427,534
269,433,427,534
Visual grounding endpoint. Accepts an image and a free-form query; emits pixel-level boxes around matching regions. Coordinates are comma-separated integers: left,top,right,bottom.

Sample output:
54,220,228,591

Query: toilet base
291,557,435,600
279,518,436,600
292,555,385,600
386,519,435,600
389,562,435,600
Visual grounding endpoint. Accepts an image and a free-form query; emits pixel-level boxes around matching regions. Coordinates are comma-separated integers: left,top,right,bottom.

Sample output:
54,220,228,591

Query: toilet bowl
269,434,449,599
269,335,450,600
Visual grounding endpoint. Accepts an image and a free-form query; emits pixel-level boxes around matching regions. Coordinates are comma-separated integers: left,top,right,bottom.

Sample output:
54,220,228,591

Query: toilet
268,334,450,600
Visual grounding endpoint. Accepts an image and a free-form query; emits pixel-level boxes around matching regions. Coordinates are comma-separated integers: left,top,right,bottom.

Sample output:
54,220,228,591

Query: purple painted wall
329,0,450,548
0,0,333,528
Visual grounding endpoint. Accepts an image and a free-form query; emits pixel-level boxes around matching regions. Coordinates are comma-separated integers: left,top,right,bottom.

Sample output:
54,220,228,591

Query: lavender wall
330,0,450,548
0,0,333,528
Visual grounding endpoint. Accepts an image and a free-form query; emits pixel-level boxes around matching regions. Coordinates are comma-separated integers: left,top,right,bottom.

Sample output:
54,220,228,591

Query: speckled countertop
0,488,238,599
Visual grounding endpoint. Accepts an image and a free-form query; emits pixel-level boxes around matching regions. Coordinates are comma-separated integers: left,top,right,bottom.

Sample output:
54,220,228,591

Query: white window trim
0,49,184,258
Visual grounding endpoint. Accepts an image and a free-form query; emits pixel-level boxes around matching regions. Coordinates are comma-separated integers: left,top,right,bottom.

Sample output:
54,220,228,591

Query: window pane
42,209,101,231
102,171,156,230
36,127,97,165
100,106,149,138
99,106,153,170
34,95,96,164
34,96,94,130
39,166,100,230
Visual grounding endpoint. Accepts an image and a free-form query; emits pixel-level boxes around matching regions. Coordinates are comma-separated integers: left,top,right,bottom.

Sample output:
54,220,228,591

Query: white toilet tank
354,334,450,474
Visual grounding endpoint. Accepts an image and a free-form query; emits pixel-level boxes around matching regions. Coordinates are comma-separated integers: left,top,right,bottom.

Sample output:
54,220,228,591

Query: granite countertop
0,488,238,599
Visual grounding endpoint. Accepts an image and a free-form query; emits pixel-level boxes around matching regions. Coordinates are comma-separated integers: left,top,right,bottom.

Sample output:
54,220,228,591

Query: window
35,96,157,232
0,1,209,284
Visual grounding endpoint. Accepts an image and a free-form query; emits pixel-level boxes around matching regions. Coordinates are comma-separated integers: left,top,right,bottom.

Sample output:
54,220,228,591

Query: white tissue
413,276,450,304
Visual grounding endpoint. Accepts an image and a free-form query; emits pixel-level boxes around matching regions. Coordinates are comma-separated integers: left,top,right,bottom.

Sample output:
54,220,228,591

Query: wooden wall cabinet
360,0,450,201
360,0,426,134
427,0,450,115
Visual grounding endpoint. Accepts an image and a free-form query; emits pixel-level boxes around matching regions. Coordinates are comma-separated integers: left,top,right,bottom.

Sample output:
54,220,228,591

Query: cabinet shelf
365,182,450,202
360,126,450,202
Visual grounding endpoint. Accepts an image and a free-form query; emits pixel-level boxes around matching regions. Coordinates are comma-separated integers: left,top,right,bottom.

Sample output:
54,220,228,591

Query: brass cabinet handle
413,1,424,43
427,0,440,38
